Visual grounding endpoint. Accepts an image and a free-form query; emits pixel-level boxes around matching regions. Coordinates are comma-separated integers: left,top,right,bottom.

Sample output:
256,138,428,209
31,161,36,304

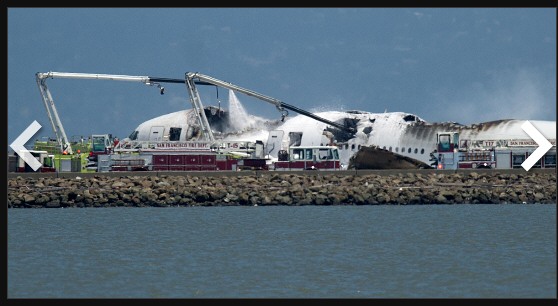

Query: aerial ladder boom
185,76,216,142
185,72,356,141
35,72,187,154
36,74,72,154
35,71,356,155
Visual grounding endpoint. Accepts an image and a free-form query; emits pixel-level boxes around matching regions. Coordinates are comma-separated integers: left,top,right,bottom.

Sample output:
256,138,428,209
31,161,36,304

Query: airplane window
421,148,424,154
389,146,392,152
395,147,399,153
408,148,412,153
383,146,386,150
414,148,418,154
402,147,405,153
351,144,355,150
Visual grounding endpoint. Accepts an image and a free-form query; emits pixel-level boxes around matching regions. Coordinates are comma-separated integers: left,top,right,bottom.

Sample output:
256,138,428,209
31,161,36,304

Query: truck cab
437,132,460,153
86,134,114,171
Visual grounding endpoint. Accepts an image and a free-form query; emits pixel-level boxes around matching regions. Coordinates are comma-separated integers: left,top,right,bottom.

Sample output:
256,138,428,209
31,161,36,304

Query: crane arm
36,73,74,154
185,72,356,134
36,72,152,83
35,72,187,154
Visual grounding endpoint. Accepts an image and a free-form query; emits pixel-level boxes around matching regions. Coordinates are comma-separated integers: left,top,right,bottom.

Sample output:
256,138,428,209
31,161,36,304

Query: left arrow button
10,121,43,171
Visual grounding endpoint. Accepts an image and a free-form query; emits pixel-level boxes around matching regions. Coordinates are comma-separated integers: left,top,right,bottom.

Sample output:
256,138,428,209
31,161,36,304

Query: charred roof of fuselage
465,119,514,132
421,119,517,132
403,114,420,122
324,117,360,143
204,106,229,133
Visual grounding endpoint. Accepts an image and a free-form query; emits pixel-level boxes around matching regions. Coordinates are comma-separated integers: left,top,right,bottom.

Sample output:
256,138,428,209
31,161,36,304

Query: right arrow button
521,120,552,171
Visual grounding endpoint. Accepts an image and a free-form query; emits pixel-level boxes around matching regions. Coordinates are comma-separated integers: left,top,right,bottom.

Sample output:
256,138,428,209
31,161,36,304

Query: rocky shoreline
7,170,557,208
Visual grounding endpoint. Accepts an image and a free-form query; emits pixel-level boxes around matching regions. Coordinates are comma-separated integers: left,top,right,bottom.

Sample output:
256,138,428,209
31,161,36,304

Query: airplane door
266,130,284,158
149,126,165,141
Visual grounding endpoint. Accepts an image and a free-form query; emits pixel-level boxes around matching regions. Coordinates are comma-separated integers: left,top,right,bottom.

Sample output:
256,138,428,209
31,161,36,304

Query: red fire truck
272,145,341,171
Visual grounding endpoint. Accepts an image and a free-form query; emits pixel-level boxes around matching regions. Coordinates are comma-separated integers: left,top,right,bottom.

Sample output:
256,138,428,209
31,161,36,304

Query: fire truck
272,146,341,170
13,150,56,173
34,71,347,172
434,131,556,170
434,131,496,170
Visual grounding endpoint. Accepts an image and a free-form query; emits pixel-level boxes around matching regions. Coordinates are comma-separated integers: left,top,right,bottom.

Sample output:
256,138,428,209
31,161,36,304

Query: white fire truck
434,131,556,170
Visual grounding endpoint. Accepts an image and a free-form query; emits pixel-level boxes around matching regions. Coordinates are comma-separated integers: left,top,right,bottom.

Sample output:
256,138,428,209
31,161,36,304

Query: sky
7,8,556,148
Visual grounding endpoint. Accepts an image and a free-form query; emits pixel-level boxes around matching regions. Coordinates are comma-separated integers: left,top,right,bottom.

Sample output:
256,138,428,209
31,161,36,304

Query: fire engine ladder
36,73,73,154
35,72,189,155
185,72,356,135
185,77,216,142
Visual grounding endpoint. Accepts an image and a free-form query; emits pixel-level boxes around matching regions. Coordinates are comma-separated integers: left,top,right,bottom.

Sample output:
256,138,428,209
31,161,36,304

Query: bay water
8,204,556,298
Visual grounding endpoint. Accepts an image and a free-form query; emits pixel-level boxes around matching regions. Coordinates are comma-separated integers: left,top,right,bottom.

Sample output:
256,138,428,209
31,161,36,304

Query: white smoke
434,68,555,124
